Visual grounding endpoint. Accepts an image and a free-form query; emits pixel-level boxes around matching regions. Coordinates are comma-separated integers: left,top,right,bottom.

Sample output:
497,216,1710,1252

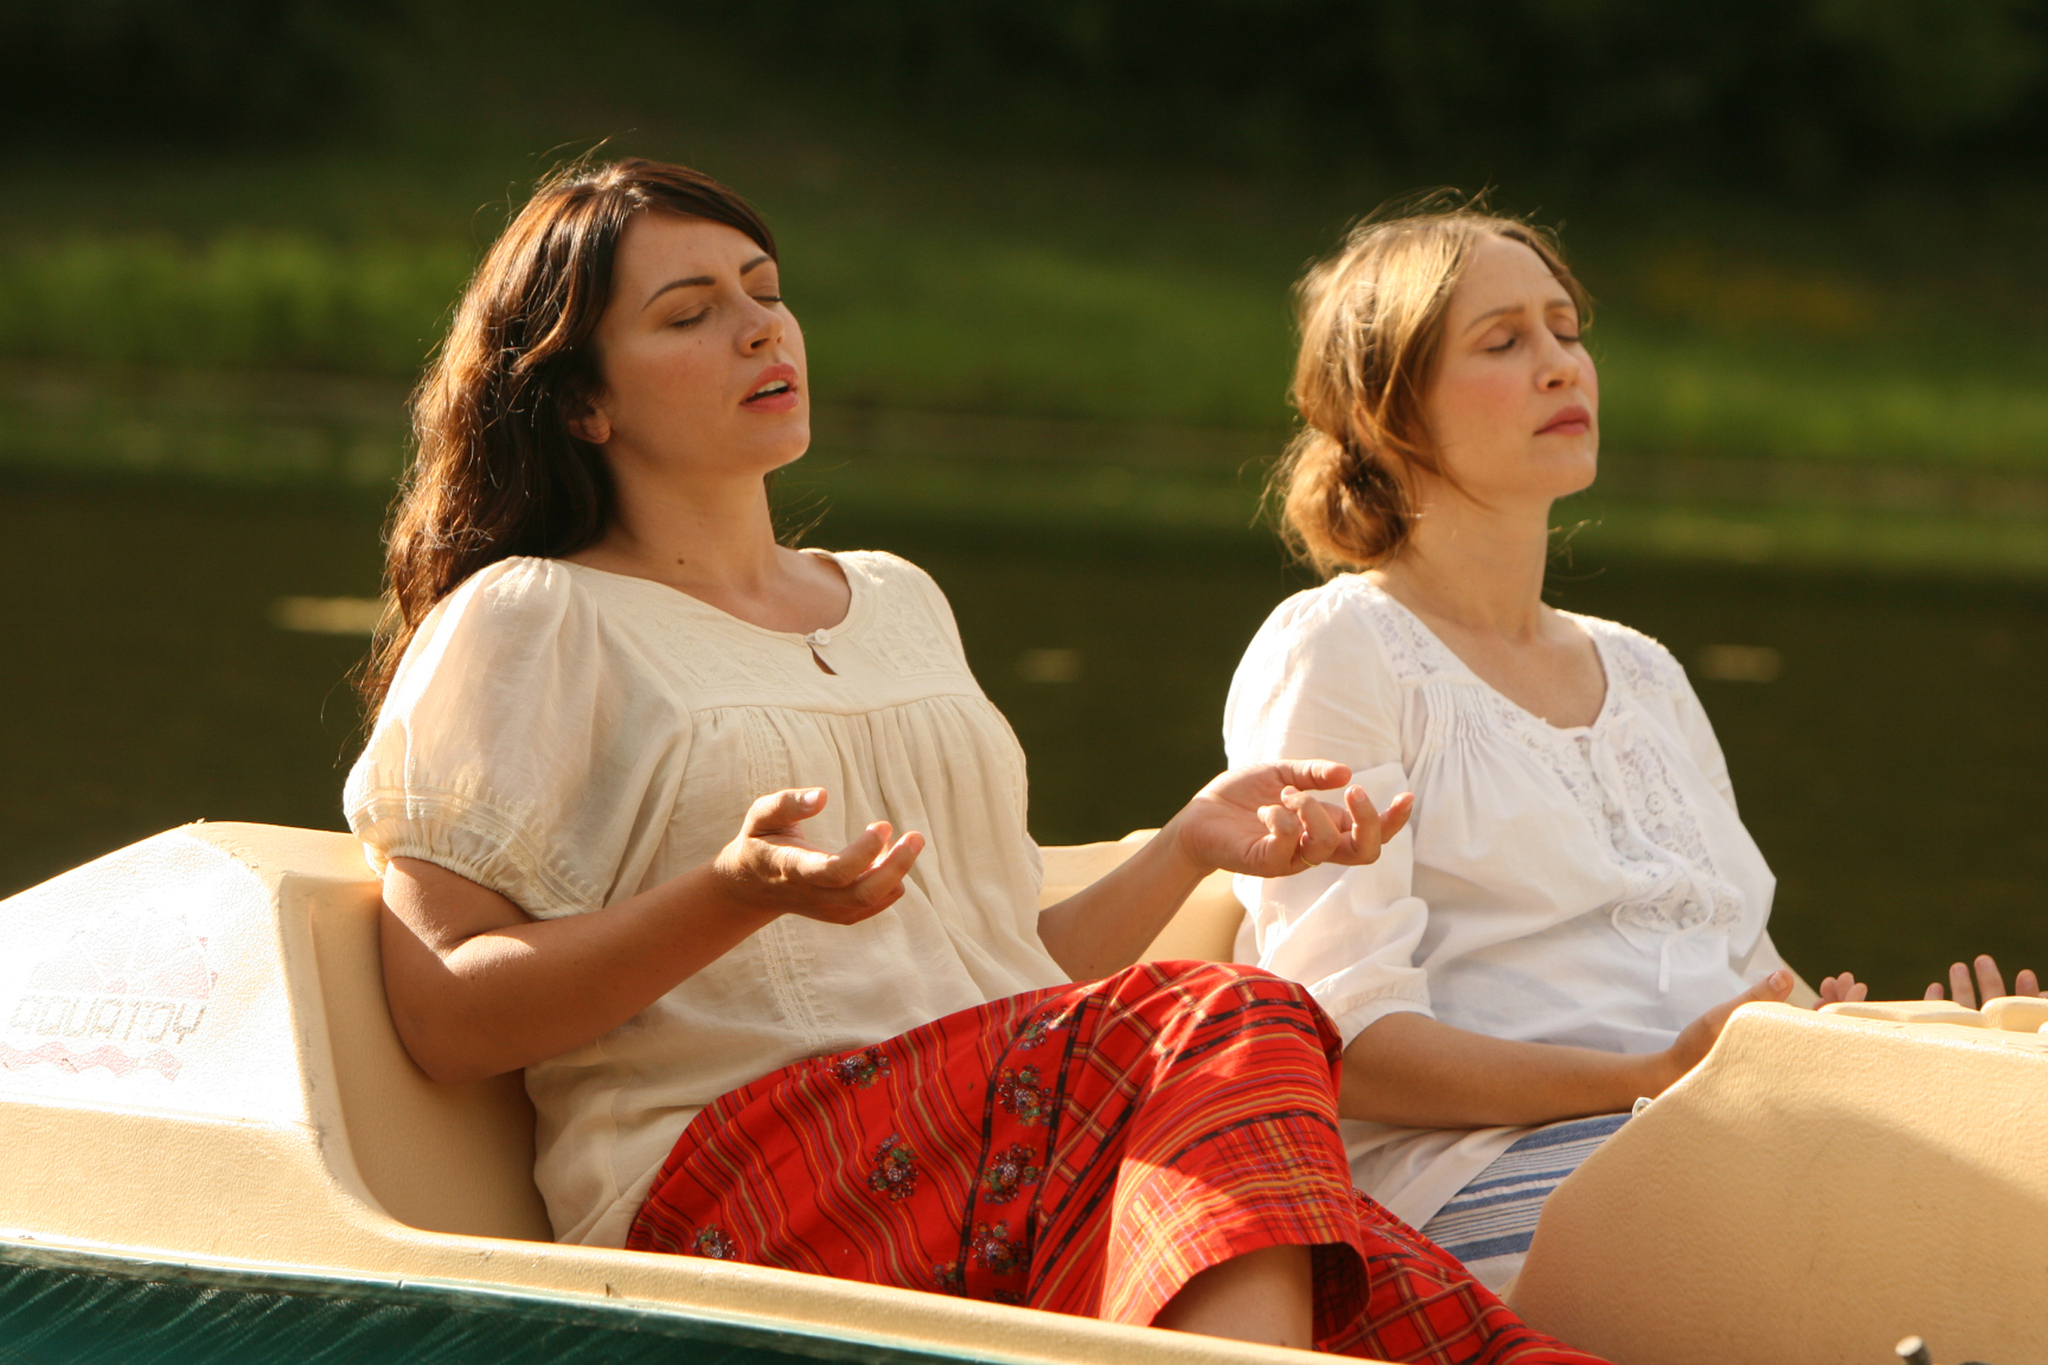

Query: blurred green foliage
6,0,2046,189
0,234,470,372
0,0,394,146
1,0,2046,474
686,0,2048,189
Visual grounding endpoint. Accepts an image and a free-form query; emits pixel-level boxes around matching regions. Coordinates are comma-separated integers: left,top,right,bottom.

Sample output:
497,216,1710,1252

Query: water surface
3,472,2042,1000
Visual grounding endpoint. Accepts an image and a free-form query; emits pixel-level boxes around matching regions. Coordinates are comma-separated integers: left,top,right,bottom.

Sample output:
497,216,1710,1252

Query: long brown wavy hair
1271,199,1589,575
358,157,776,714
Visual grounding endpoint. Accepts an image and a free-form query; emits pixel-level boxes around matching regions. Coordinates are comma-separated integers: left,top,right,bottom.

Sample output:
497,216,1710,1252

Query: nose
739,294,783,353
1536,332,1580,391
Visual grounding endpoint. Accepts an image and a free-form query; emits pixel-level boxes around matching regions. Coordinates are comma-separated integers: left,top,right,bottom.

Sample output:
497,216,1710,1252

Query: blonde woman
1222,206,2031,1291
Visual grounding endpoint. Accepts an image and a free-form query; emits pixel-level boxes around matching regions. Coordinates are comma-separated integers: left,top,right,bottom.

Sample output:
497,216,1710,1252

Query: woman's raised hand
1168,760,1415,879
1924,953,2042,1007
714,788,925,926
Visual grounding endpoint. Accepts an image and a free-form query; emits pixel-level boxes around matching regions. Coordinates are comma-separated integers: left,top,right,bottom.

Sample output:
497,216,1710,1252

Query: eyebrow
642,255,774,310
1465,296,1577,332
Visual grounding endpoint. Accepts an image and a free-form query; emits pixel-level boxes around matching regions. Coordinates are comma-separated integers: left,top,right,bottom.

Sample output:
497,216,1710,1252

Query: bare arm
1035,761,1413,981
1339,970,1795,1127
380,788,923,1083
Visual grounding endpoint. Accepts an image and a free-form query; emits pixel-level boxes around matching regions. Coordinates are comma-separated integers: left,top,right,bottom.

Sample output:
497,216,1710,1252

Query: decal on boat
0,906,215,1081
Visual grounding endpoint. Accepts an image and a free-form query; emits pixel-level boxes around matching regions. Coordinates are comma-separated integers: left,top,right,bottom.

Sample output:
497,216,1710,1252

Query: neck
589,453,784,593
1371,483,1554,638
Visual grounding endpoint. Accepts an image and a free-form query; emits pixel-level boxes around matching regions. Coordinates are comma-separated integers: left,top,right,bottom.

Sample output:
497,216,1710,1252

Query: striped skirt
628,961,1606,1364
1419,1114,1632,1292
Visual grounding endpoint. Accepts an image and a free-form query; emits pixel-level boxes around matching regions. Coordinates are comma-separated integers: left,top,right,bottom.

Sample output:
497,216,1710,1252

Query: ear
565,388,610,448
565,401,611,445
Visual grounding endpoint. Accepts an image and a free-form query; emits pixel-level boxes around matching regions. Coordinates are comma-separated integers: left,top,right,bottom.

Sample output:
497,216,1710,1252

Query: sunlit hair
357,156,777,714
1271,195,1589,575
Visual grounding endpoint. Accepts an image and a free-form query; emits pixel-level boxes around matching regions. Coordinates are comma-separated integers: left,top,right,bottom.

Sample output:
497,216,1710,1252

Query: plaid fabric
628,961,1605,1365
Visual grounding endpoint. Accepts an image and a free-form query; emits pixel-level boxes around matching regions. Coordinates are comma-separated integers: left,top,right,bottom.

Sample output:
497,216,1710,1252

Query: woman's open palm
1172,760,1414,878
715,788,925,925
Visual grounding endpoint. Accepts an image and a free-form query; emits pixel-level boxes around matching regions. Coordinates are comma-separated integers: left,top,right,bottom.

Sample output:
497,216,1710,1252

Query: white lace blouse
1222,575,1788,1228
345,551,1068,1247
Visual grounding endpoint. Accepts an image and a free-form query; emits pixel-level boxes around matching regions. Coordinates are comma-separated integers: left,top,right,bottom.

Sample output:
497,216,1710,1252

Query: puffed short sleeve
1223,585,1434,1044
343,558,691,919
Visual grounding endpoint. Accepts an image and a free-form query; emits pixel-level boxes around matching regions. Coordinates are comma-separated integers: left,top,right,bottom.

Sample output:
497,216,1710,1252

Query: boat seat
1509,997,2048,1363
0,823,1238,1249
0,822,1316,1365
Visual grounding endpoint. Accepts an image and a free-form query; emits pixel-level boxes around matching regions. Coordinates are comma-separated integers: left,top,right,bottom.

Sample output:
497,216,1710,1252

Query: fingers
798,828,926,923
1829,972,1867,1004
1949,961,1977,1010
1322,787,1416,867
743,787,825,836
1749,969,1793,1005
2020,968,2042,998
1378,791,1414,841
1258,800,1305,854
1925,980,1946,1001
1266,760,1353,794
1975,954,2009,1004
1280,786,1345,866
806,821,894,888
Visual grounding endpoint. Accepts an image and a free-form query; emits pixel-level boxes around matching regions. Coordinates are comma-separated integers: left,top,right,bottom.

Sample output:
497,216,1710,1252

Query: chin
1545,444,1599,498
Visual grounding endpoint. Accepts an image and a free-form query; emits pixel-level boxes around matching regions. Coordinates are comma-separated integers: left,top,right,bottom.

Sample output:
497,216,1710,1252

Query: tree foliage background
5,0,2045,195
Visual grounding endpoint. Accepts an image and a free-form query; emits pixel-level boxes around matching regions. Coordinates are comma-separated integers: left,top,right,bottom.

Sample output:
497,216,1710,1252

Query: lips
1537,405,1592,436
741,363,800,412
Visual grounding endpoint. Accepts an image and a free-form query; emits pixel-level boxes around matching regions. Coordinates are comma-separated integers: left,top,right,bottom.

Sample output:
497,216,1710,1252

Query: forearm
384,860,773,1081
1035,826,1210,981
1338,1011,1673,1128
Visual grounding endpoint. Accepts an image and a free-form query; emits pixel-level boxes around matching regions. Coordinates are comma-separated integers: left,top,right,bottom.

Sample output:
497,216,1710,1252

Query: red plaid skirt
628,961,1603,1364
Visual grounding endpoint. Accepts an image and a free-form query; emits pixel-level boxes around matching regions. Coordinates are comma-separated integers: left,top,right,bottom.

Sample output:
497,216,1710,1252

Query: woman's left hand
1167,760,1414,879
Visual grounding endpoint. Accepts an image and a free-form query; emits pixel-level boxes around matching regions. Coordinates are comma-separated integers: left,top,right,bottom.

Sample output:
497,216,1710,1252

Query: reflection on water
2,472,2043,1000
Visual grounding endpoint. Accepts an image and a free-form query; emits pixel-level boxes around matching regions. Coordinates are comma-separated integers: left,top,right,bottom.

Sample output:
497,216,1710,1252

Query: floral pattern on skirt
627,961,1605,1365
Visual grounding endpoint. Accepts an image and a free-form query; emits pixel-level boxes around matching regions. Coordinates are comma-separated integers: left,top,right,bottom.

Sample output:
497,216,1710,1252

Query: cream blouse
1223,576,1789,1229
345,551,1068,1247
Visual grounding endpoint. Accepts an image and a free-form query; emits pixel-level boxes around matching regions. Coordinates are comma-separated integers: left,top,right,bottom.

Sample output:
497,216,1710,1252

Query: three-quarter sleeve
1223,589,1433,1044
344,558,691,919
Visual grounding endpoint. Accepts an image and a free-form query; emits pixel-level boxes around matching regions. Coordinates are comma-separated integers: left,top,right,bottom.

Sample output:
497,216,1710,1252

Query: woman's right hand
713,788,925,925
1647,970,1795,1094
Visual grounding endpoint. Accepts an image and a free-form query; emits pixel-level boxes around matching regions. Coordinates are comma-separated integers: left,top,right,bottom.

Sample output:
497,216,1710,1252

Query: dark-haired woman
1224,207,2039,1292
344,159,1607,1362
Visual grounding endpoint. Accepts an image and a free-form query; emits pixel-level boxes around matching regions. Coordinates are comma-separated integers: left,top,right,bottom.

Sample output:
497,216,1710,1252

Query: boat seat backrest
200,823,558,1242
178,825,1241,1247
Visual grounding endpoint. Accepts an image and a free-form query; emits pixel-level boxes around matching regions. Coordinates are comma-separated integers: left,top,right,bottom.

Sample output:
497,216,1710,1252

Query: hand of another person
713,788,924,926
1167,760,1414,879
1816,971,1868,1005
1923,953,2042,1008
1649,970,1795,1091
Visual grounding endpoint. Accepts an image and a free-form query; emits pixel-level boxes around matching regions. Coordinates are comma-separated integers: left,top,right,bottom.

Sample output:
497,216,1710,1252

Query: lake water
3,466,2043,1001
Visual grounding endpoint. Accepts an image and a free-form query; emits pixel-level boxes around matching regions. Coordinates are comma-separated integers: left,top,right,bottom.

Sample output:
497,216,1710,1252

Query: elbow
386,999,516,1085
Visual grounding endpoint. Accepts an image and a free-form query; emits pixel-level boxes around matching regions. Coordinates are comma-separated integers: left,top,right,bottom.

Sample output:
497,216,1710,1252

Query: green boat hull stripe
0,1238,1012,1365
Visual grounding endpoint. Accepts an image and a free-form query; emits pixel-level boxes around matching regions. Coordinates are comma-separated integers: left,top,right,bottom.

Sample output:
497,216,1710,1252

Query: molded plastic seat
0,822,1316,1365
1509,999,2048,1362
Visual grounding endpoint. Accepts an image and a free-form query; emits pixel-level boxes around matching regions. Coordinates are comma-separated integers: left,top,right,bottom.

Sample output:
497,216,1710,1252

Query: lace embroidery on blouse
1352,582,1746,947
